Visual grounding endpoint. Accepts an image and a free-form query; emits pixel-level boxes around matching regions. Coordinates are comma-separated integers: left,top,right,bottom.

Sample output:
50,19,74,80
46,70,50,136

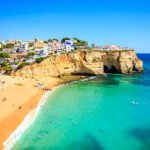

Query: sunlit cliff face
12,50,143,78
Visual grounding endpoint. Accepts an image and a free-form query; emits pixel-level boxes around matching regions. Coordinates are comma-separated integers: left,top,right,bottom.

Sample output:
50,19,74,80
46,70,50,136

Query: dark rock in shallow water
129,128,150,150
129,128,150,142
66,133,105,150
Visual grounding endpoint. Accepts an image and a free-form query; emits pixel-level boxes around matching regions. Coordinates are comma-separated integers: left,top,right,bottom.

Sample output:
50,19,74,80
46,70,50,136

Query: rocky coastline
12,50,143,78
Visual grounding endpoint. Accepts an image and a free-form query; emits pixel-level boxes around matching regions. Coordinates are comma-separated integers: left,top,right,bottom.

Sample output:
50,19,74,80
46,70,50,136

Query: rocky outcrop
12,50,143,77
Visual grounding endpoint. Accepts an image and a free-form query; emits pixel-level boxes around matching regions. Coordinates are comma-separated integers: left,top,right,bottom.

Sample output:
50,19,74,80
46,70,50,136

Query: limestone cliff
12,50,143,77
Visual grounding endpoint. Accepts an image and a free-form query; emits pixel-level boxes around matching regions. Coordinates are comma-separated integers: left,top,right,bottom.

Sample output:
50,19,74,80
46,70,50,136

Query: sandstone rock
12,50,144,77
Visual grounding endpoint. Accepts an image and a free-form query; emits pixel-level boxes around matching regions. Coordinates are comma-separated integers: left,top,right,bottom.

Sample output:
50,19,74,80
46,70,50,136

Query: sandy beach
0,74,85,149
0,75,63,149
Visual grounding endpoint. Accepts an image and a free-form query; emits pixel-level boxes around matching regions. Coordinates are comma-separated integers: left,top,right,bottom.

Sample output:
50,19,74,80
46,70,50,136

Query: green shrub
27,52,35,58
1,61,13,74
0,52,10,58
36,57,44,63
5,65,13,74
3,44,14,49
61,37,71,43
44,41,48,44
17,62,29,70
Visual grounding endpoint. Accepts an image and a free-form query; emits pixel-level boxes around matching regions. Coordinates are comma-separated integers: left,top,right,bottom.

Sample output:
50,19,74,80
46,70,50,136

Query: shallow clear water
13,54,150,150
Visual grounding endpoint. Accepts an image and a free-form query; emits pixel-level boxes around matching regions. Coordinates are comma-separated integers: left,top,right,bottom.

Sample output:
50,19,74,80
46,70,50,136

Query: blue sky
0,0,150,53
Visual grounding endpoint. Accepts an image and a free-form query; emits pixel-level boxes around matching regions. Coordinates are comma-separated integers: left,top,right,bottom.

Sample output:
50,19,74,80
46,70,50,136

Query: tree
27,52,35,58
61,37,71,43
34,38,38,43
17,62,29,70
91,43,95,48
72,37,81,43
72,38,88,46
36,57,44,63
1,61,13,74
82,41,88,46
18,41,21,44
52,39,59,42
0,53,10,65
48,39,53,42
0,52,10,59
0,60,13,74
44,41,47,43
3,44,14,49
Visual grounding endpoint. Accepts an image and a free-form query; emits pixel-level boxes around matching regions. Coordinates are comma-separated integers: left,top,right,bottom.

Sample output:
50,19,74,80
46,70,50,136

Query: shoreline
2,75,96,149
3,89,53,150
0,75,88,149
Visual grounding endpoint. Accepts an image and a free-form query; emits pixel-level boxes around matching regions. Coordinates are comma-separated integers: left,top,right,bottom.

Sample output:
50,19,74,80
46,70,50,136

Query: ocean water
13,54,150,150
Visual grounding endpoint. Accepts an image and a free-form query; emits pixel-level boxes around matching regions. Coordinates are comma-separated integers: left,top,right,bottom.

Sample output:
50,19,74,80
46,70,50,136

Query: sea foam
3,76,96,150
3,90,52,150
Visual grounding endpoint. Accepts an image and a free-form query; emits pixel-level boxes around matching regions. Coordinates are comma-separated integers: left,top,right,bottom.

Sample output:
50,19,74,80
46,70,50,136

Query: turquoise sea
13,54,150,150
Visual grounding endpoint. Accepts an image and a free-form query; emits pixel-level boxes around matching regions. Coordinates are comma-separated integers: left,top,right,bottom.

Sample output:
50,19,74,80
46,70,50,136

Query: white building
101,45,122,50
0,41,6,45
19,42,28,53
13,39,76,58
64,40,74,51
14,42,28,53
34,46,49,58
2,48,13,53
40,46,49,57
47,41,63,54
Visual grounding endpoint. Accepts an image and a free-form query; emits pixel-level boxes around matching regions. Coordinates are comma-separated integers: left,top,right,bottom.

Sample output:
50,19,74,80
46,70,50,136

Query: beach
0,75,61,149
0,74,85,149
9,54,150,150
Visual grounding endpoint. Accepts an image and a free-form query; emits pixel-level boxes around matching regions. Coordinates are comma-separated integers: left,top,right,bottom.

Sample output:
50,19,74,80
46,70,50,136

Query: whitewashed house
2,48,13,53
101,45,122,50
39,46,49,57
64,40,75,51
18,42,28,53
47,41,63,54
47,39,75,54
0,41,6,45
14,42,28,53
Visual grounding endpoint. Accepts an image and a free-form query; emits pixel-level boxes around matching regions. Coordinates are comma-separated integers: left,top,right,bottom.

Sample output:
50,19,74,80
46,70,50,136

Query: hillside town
0,38,132,73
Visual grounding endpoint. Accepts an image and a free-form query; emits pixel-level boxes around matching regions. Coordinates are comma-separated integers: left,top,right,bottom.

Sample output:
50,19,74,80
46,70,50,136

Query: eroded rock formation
12,50,143,77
